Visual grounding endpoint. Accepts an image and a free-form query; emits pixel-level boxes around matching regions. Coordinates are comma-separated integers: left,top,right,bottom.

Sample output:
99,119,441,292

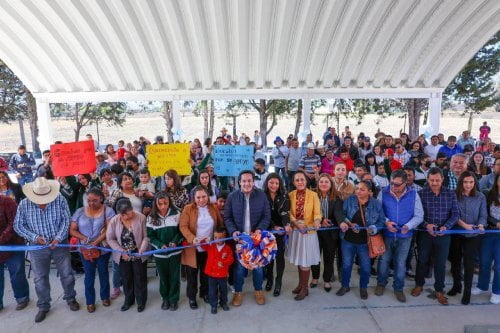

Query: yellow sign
146,143,191,176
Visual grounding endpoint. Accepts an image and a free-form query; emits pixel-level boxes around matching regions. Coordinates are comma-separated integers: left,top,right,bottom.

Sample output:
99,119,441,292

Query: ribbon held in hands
235,231,277,270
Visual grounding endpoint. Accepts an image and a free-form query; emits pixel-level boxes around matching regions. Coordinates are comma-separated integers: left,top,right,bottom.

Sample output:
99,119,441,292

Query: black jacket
266,192,290,229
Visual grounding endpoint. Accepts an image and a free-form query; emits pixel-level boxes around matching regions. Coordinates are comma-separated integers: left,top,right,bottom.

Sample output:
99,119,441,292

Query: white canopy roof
1,0,499,103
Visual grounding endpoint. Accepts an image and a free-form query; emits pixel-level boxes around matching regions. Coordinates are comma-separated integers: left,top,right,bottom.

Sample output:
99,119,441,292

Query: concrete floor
1,262,499,333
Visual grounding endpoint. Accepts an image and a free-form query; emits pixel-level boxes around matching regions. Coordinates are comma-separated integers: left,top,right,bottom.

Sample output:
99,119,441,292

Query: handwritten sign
146,143,191,176
51,141,96,177
213,145,254,176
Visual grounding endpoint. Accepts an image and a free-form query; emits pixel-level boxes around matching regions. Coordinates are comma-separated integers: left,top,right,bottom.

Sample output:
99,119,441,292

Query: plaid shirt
14,193,71,243
418,186,459,230
299,154,321,174
446,170,458,190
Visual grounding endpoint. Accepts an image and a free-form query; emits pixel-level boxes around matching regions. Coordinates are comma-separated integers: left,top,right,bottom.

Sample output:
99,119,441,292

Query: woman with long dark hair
473,173,500,304
310,173,344,292
0,170,24,203
448,171,487,305
467,151,491,181
263,173,290,296
189,169,219,203
163,169,190,211
146,192,183,311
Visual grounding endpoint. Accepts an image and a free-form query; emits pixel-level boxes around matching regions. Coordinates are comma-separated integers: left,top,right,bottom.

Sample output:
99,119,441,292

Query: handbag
81,247,101,262
359,200,385,258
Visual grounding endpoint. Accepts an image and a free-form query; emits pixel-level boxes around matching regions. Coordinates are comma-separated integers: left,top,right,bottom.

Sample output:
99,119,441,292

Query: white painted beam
36,101,54,150
428,92,442,135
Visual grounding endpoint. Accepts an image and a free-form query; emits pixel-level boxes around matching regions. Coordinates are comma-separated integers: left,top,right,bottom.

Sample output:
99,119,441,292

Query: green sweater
146,208,184,259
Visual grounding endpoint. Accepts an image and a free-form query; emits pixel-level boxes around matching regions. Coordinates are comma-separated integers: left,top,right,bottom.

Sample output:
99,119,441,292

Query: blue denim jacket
341,195,386,238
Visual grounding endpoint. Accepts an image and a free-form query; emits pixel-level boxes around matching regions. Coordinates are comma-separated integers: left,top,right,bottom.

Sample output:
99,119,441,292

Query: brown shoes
255,291,265,305
294,269,310,301
232,292,243,307
16,300,29,311
102,299,111,307
411,286,423,297
87,304,96,313
394,291,406,303
435,292,449,305
374,285,385,296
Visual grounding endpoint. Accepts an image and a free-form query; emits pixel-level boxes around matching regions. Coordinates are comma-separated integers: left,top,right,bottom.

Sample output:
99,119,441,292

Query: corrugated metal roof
0,0,498,102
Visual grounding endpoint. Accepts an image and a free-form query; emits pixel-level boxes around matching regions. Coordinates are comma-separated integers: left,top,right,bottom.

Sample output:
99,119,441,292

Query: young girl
146,192,183,311
373,163,389,189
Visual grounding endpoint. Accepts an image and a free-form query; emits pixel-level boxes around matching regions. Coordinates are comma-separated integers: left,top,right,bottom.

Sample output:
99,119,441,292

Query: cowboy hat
22,177,60,205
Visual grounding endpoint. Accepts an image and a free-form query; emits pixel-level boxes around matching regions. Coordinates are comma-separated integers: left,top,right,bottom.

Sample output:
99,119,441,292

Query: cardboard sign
213,145,254,176
51,141,96,177
146,143,191,176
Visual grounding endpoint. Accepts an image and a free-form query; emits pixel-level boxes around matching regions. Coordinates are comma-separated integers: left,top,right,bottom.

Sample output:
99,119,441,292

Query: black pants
311,231,338,282
415,233,451,292
265,235,286,284
119,259,147,306
186,251,208,300
208,277,228,307
450,235,481,292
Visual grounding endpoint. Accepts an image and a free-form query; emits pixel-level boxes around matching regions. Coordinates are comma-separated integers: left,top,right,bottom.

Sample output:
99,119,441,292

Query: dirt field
0,110,498,152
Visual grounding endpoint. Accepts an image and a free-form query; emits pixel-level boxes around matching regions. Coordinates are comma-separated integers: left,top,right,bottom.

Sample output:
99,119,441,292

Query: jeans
377,236,412,291
234,261,263,292
186,251,208,300
18,174,33,186
208,277,228,307
112,261,122,288
477,233,500,295
0,251,29,306
341,239,371,289
275,167,288,188
119,259,148,307
415,233,451,292
29,247,76,311
449,235,481,292
405,234,416,271
80,252,111,305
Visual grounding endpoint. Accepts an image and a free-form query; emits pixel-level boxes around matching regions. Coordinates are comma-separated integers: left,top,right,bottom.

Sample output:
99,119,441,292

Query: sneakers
471,287,486,295
490,293,500,304
406,269,415,278
255,291,265,305
374,285,385,296
111,287,121,299
232,292,243,307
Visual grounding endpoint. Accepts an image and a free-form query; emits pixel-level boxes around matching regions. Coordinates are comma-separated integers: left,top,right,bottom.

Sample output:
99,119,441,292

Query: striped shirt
14,194,71,243
299,154,321,173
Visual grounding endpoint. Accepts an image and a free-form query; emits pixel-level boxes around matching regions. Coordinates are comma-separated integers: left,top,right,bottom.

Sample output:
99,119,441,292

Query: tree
162,101,174,143
0,59,40,153
223,101,248,137
443,31,500,132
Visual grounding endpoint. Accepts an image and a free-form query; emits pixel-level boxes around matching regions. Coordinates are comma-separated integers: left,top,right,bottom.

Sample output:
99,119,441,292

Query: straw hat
22,177,60,205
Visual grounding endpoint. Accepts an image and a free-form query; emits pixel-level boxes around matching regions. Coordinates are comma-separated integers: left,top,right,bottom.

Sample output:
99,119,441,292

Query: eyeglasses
390,182,405,187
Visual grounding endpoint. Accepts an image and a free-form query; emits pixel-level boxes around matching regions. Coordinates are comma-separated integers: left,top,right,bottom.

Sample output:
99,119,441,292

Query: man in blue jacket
375,170,423,303
224,170,270,307
9,145,36,186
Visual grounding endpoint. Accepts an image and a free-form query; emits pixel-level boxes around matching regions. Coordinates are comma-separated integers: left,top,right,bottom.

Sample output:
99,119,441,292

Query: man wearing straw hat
14,177,80,323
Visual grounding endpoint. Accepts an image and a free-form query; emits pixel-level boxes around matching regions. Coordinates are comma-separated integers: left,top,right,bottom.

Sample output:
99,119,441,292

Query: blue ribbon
1,227,499,255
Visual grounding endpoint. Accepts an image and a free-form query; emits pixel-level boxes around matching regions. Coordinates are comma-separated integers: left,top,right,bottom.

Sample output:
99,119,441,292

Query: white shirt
196,206,214,251
424,144,442,161
244,194,251,234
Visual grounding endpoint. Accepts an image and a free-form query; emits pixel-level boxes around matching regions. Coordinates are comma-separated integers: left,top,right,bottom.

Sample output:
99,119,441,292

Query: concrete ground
1,262,499,333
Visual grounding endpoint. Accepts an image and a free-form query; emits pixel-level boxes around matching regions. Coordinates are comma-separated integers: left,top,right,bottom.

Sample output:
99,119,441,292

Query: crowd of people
0,122,499,324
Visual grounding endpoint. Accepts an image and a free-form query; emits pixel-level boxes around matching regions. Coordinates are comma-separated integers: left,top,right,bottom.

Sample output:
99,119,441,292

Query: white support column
428,92,442,135
36,100,54,150
302,98,311,139
171,99,182,141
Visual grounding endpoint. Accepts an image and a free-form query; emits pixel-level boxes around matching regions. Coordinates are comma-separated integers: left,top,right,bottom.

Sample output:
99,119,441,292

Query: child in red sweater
202,226,234,314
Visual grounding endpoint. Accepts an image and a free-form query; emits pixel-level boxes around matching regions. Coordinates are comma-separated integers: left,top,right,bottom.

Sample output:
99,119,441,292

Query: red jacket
0,157,7,171
203,243,234,278
0,196,23,263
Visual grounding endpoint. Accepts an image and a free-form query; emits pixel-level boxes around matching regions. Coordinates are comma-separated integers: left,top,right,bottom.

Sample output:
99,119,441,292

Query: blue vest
382,188,416,238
